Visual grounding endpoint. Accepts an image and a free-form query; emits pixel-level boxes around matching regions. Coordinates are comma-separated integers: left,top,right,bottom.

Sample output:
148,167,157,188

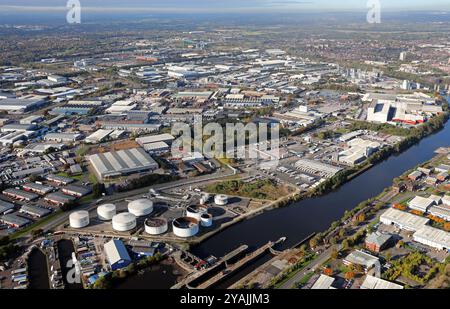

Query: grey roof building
0,200,15,214
0,213,30,227
20,205,51,217
88,147,159,180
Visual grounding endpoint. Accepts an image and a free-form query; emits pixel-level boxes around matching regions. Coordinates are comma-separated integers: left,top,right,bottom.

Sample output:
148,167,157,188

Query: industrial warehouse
88,147,159,181
380,208,450,251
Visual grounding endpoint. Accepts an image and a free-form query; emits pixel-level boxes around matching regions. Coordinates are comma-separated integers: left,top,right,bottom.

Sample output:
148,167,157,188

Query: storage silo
144,218,168,235
97,204,116,221
214,194,228,206
112,213,137,232
172,217,199,238
200,213,213,227
69,211,90,228
186,205,208,221
128,199,153,217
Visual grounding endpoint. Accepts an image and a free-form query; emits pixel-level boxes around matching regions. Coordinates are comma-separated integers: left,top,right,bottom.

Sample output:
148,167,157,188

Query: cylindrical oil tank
144,218,168,235
97,204,116,221
199,193,211,205
186,205,208,221
112,212,136,232
214,194,228,206
128,199,153,217
69,211,90,228
200,213,213,227
172,217,199,238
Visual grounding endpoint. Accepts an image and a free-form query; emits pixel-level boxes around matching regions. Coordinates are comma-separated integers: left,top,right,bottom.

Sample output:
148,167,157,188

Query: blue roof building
104,239,132,271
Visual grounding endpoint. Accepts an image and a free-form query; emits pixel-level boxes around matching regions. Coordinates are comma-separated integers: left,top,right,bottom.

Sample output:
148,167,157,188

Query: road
278,245,341,289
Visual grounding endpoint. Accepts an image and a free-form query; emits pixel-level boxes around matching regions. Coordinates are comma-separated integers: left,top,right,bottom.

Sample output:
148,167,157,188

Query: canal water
115,262,184,289
28,248,50,289
192,119,450,259
57,239,83,289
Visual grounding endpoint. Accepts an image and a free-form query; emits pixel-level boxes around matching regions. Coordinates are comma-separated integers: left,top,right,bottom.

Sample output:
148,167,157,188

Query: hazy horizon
1,0,450,14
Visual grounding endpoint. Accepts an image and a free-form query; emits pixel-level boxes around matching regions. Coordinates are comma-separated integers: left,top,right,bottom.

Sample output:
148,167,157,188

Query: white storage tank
172,217,199,238
97,204,116,221
200,213,213,227
199,193,211,205
128,199,153,217
186,205,208,221
214,194,228,206
69,211,90,228
112,212,137,232
144,218,168,235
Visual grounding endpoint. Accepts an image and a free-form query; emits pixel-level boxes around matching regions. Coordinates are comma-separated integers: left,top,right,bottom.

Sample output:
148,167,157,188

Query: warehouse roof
0,214,30,227
136,133,175,145
0,200,15,214
23,182,53,194
381,208,430,231
45,192,76,204
20,205,51,217
143,141,170,152
408,196,436,212
3,188,39,200
88,147,158,179
344,250,379,268
63,185,92,196
46,174,75,184
413,226,450,249
361,275,403,289
311,274,336,289
104,239,131,266
85,129,113,143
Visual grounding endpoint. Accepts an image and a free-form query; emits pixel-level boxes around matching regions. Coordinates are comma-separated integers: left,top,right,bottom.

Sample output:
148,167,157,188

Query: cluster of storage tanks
200,193,229,206
171,204,215,238
69,194,228,238
69,199,153,232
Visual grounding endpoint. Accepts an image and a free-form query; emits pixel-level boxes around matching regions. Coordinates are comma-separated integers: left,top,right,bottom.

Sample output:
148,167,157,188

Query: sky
0,0,449,13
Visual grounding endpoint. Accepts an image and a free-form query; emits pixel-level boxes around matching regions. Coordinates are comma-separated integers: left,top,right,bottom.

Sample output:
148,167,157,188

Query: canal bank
192,120,450,259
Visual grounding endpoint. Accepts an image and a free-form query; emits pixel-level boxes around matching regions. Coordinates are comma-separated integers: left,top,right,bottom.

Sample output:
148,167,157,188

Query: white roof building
361,275,403,289
311,274,336,289
429,204,450,222
408,196,436,213
85,129,113,144
136,133,175,146
413,226,450,251
380,208,430,232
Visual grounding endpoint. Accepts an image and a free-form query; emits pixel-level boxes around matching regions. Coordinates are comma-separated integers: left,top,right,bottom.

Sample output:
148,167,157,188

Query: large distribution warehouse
88,147,159,181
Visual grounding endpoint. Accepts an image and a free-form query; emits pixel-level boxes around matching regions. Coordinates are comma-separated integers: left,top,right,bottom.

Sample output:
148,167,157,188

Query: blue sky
0,0,449,13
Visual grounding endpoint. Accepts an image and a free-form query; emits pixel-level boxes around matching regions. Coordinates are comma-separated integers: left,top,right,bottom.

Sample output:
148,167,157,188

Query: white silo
200,213,213,227
128,199,153,217
144,218,168,235
97,204,116,221
186,205,208,221
214,194,228,206
200,193,211,205
112,213,137,232
172,217,199,238
69,211,90,228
